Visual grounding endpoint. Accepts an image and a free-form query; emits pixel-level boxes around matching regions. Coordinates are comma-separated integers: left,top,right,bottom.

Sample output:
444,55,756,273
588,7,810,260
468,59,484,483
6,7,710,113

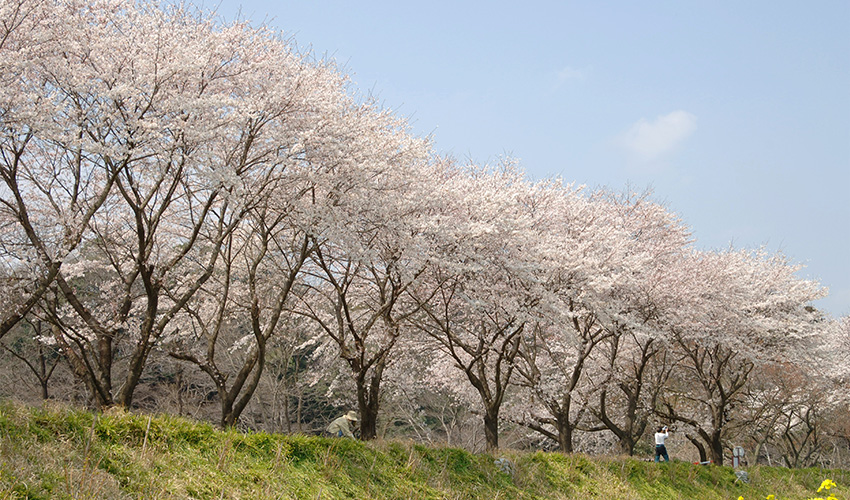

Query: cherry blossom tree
580,192,693,455
408,162,548,451
657,248,825,465
590,329,674,455
743,315,850,467
2,0,356,410
292,121,436,440
168,92,437,431
508,187,688,453
166,205,313,427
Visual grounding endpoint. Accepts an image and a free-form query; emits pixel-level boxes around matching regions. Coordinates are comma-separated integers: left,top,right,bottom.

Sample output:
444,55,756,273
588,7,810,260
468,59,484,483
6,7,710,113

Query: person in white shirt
654,425,670,462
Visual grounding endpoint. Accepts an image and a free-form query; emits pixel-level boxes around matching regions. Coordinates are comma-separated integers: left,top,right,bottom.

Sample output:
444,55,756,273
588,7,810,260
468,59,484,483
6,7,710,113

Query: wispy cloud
554,66,587,87
619,110,697,162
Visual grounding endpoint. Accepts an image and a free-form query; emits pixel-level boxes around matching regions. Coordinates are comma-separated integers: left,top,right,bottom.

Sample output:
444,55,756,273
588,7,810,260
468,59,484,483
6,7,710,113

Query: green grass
0,400,846,499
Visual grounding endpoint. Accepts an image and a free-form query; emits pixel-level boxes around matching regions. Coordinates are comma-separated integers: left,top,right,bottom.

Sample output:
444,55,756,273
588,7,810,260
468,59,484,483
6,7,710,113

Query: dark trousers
655,444,669,462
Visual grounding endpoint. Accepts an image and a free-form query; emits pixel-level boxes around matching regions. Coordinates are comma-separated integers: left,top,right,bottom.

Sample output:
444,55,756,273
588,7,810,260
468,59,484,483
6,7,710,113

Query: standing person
654,425,670,462
326,411,358,438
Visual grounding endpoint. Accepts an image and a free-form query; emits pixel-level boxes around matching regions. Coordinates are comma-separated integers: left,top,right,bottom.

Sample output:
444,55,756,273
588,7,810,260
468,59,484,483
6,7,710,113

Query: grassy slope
0,401,846,500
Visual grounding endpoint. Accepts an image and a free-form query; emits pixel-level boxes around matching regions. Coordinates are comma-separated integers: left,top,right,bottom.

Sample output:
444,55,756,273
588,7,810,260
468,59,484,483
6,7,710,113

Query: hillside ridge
0,401,846,500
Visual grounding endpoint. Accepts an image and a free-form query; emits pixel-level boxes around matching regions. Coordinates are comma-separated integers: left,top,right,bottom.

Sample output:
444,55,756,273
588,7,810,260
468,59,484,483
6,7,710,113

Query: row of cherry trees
1,0,846,467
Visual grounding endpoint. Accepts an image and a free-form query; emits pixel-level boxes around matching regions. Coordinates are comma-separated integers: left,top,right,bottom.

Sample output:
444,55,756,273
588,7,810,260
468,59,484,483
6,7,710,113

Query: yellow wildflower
818,479,837,492
766,495,775,500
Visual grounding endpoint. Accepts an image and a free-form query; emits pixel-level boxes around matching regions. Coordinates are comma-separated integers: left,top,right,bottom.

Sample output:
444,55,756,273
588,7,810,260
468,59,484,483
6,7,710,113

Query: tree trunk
598,389,641,455
220,340,266,428
483,407,500,451
176,369,184,416
556,421,574,454
359,402,379,441
554,397,574,453
355,358,385,441
284,389,291,434
752,441,763,466
617,435,636,456
709,431,724,465
53,328,112,409
116,279,160,409
220,396,235,428
297,392,303,433
687,433,708,463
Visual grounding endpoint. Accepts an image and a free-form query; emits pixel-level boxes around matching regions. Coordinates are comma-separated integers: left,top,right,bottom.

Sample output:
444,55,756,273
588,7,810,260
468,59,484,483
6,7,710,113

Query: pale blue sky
214,0,849,317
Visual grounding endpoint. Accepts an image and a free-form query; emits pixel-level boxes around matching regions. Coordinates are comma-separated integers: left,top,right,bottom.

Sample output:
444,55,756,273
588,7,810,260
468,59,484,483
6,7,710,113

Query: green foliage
0,400,847,500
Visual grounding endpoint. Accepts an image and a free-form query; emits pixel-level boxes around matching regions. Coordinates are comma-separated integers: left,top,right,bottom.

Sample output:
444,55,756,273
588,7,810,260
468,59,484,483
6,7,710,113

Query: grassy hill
0,400,846,499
